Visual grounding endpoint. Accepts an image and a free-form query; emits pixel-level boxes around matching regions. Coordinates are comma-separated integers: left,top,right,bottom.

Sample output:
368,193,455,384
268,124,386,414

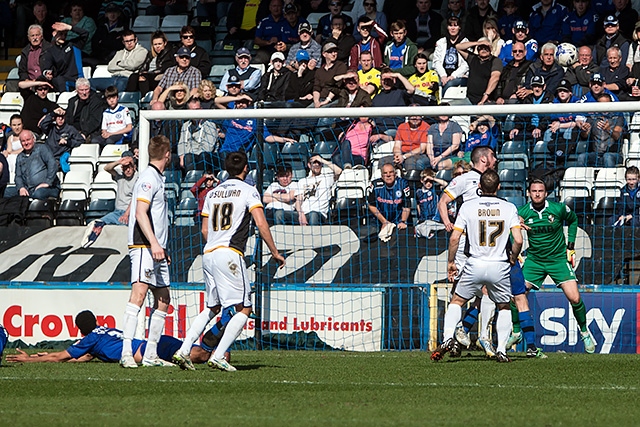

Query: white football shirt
128,164,168,248
443,169,482,203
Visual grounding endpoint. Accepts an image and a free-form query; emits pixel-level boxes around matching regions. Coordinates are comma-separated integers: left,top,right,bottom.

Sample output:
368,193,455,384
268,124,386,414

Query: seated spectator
18,24,52,84
264,163,298,225
62,2,97,58
295,155,342,226
495,41,533,104
191,170,219,215
281,3,308,48
461,115,499,161
253,0,287,64
66,78,107,143
601,46,632,100
542,79,580,165
198,80,217,109
146,0,188,16
24,1,56,45
482,18,504,58
528,0,567,45
354,0,388,42
613,0,638,40
158,81,191,110
257,52,290,103
497,0,522,40
13,130,60,200
509,75,552,144
525,42,565,94
312,42,348,108
426,108,463,170
38,108,84,168
404,0,442,54
325,14,357,64
561,0,598,47
565,45,599,98
91,30,148,92
285,22,322,68
368,163,411,233
225,0,269,44
381,113,429,171
82,152,138,248
96,86,133,148
177,96,219,171
317,0,354,44
2,115,24,183
439,0,467,35
348,16,387,70
171,26,212,78
357,50,381,96
415,169,447,238
433,16,468,95
499,20,538,66
408,52,439,105
219,47,263,96
577,93,625,168
456,38,503,105
18,78,59,134
611,166,640,227
593,16,630,68
579,72,619,102
215,76,245,107
92,2,128,64
334,116,384,168
40,22,89,92
627,22,640,75
371,68,415,129
151,46,203,105
335,71,372,107
97,0,137,23
464,0,497,42
126,31,173,94
383,20,418,77
284,50,316,107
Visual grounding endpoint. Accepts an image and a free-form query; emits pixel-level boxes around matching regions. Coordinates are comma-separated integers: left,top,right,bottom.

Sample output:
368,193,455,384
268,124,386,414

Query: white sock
495,309,513,354
442,304,462,342
479,297,496,340
143,310,166,360
178,309,215,355
212,312,248,361
121,302,140,357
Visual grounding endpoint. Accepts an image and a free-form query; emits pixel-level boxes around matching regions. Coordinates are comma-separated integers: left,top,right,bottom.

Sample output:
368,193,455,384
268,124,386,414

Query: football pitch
1,350,639,426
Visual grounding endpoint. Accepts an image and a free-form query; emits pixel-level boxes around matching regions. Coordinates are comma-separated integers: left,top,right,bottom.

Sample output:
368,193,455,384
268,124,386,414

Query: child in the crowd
456,115,499,162
264,163,298,225
612,166,640,227
415,169,448,239
97,85,133,148
190,169,219,215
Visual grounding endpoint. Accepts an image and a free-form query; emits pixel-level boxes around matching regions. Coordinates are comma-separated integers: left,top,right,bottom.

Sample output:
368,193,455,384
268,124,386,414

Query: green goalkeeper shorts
522,257,577,290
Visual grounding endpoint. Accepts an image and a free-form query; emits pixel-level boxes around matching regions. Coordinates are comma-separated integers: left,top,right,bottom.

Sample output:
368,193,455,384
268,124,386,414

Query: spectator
325,14,356,64
171,26,212,78
146,0,188,16
97,0,137,23
542,78,579,168
219,47,262,96
462,115,500,160
66,78,107,143
456,38,503,105
495,41,533,104
2,115,24,183
300,0,330,20
334,116,382,168
579,72,619,102
562,0,598,47
405,0,443,53
426,107,463,170
525,42,565,94
38,108,84,167
354,0,388,42
91,30,148,92
215,76,245,107
612,0,638,40
464,0,497,42
528,0,567,44
151,46,203,105
577,93,625,168
565,45,599,97
371,68,414,129
257,52,290,103
82,152,138,248
281,3,308,48
158,81,191,110
317,0,354,44
92,2,128,64
439,0,467,36
284,50,316,106
433,16,469,95
264,163,298,225
295,155,342,226
601,46,633,99
357,50,381,96
482,18,504,58
383,20,418,77
198,80,217,109
499,20,538,66
408,52,439,105
26,1,56,44
381,113,429,171
335,71,372,107
627,22,640,75
312,42,348,108
509,75,552,144
97,85,133,148
18,78,59,134
40,21,90,92
253,0,287,64
126,31,173,94
13,130,59,200
415,169,447,239
593,15,630,68
497,0,522,40
225,0,268,44
62,2,97,57
18,24,52,83
348,16,388,70
285,22,322,68
368,163,411,233
177,96,219,171
190,170,219,215
611,166,640,227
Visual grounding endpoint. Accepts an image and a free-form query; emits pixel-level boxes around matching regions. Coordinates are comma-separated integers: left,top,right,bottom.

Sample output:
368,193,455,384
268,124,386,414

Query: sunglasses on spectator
345,79,357,84
512,49,524,53
37,86,49,91
181,34,194,39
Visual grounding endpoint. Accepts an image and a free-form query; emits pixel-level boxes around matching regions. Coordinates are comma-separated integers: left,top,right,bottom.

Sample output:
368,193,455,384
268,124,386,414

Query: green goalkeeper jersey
518,200,578,262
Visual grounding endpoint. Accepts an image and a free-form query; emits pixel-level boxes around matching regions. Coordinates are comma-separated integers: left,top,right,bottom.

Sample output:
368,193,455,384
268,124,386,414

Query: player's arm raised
135,200,164,262
251,206,286,267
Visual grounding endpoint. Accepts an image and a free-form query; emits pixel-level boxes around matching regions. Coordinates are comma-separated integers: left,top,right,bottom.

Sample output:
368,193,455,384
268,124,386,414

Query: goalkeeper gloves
567,242,576,268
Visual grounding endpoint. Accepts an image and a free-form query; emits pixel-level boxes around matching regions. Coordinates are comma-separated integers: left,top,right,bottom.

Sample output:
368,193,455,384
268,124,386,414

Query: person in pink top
334,116,387,168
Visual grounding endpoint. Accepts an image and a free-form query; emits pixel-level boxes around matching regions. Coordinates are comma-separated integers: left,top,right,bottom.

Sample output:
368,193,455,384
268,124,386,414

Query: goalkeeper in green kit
513,179,596,353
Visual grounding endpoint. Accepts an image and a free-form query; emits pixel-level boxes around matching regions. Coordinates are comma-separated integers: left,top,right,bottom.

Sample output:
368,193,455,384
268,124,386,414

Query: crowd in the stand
2,0,640,231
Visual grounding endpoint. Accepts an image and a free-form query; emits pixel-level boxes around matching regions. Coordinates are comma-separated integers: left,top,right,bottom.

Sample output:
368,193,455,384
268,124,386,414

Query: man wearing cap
257,52,290,103
215,75,246,105
348,16,388,70
284,50,316,107
281,3,308,47
254,0,287,64
612,0,638,40
38,107,84,165
593,15,630,68
509,75,553,144
496,41,533,104
18,77,59,134
499,20,538,66
317,0,354,43
525,42,565,94
286,22,322,68
456,38,503,105
528,0,567,45
541,78,580,168
90,29,148,92
40,21,90,92
151,46,203,105
171,26,212,77
561,0,598,47
219,47,263,95
579,72,620,102
312,42,348,108
565,46,599,96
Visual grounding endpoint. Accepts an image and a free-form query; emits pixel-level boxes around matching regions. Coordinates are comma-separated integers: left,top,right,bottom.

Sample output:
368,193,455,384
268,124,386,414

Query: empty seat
91,170,118,200
498,168,528,194
313,140,339,160
61,170,92,200
26,199,55,228
181,169,204,190
593,167,626,205
69,144,99,172
99,144,129,164
174,197,197,226
594,196,616,226
563,196,593,226
92,65,113,78
0,92,24,112
371,141,395,161
561,167,595,200
56,199,86,226
531,140,553,169
85,199,116,222
331,197,366,227
498,140,528,169
132,15,160,32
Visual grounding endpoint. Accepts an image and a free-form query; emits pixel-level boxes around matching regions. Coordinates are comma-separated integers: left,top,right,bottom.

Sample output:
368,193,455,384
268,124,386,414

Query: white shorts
455,257,512,304
129,247,170,288
203,248,251,308
453,234,468,281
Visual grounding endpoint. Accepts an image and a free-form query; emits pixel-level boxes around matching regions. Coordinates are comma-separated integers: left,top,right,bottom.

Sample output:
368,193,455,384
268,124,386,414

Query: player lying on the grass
432,169,523,363
5,310,228,364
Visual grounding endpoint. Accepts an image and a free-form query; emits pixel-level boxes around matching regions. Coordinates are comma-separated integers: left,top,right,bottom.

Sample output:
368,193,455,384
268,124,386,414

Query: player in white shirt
432,170,523,363
120,135,173,368
201,151,285,372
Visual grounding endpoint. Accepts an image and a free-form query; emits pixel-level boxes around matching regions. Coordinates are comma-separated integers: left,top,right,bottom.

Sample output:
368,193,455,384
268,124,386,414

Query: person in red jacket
348,16,388,70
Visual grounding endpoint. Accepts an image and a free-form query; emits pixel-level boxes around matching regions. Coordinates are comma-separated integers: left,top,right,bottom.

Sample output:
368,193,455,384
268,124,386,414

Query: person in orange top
381,111,430,171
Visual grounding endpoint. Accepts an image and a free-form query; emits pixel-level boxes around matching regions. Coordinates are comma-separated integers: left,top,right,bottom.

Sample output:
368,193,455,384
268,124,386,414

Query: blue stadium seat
181,170,204,190
85,199,116,223
313,140,339,160
498,140,528,169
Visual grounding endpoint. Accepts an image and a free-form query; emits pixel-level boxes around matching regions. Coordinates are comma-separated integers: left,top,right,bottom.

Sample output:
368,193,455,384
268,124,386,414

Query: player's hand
6,348,29,363
567,248,576,268
150,242,165,262
447,261,458,282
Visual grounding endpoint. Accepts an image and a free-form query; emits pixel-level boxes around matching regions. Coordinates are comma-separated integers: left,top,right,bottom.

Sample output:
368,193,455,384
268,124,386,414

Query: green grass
1,350,639,426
